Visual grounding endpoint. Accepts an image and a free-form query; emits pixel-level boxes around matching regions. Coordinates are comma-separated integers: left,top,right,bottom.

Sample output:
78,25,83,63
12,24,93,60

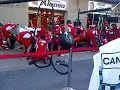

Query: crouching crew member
16,31,34,53
35,26,51,51
31,35,48,61
106,24,118,42
74,25,86,44
0,23,18,49
35,26,48,38
86,25,96,48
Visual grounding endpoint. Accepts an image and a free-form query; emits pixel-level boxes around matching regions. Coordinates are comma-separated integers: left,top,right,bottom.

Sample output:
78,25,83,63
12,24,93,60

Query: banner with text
89,38,120,90
28,0,67,11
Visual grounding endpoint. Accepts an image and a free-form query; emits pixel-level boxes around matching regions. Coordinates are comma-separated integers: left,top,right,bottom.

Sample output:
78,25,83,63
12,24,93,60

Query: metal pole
77,9,80,26
61,48,75,90
112,2,120,11
92,13,94,25
50,1,55,61
67,48,72,87
98,15,101,30
34,0,45,36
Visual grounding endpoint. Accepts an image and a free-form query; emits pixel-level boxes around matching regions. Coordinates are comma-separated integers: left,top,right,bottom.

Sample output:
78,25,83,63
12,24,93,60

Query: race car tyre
33,56,52,68
51,55,70,75
59,32,74,49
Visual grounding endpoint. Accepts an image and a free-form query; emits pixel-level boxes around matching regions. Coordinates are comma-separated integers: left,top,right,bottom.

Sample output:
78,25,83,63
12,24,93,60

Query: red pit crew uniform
106,29,114,41
86,25,97,48
35,26,48,38
44,32,52,43
1,23,18,39
117,27,120,38
67,23,76,48
16,31,33,52
0,32,8,49
53,25,63,46
67,23,76,38
49,24,64,48
106,28,118,42
35,26,51,43
32,38,48,60
104,20,109,28
0,23,18,49
101,38,108,45
74,26,86,43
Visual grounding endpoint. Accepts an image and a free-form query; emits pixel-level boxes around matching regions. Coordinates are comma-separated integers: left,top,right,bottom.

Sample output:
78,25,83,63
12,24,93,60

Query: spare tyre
59,31,74,49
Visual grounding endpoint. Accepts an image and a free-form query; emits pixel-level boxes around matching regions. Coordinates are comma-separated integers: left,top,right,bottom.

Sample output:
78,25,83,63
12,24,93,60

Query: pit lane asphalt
0,49,97,90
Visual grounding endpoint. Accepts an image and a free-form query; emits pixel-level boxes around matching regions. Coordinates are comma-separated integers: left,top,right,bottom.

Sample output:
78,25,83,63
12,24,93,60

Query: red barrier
0,47,99,59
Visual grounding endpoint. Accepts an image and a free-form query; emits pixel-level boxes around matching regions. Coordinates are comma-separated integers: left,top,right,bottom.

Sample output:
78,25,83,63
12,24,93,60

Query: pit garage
0,0,120,90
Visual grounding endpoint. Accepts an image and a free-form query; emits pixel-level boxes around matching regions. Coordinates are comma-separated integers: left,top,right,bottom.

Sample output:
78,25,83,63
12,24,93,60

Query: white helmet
23,33,31,39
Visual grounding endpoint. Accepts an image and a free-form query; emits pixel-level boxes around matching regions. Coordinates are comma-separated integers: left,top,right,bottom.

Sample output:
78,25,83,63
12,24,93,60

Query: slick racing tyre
51,54,70,75
59,32,74,49
33,56,52,68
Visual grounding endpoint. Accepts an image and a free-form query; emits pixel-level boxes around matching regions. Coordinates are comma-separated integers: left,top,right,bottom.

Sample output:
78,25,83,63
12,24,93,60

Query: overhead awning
96,0,120,4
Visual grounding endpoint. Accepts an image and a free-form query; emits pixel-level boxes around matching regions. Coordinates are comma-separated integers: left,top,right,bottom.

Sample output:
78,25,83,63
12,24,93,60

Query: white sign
28,0,67,11
89,38,120,90
102,53,120,69
88,1,112,14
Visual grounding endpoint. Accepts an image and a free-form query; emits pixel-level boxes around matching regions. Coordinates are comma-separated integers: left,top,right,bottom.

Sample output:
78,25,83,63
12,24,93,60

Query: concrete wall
66,0,78,23
78,0,89,29
66,0,89,28
0,3,28,26
0,0,79,26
